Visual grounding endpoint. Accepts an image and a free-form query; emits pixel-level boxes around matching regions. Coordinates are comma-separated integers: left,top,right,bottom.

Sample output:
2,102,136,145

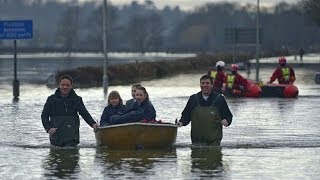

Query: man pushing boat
177,75,233,146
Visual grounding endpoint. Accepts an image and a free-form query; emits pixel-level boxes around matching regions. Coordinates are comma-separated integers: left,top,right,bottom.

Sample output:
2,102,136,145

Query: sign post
224,27,262,71
102,0,109,97
0,20,33,100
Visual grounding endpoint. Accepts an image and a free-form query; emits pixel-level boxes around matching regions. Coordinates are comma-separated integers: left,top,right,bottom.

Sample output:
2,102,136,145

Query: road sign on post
224,27,262,63
224,27,261,45
0,20,33,39
0,20,33,101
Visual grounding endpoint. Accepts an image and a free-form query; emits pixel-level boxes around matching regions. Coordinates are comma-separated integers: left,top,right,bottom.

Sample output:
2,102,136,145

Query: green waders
49,116,80,147
191,95,222,146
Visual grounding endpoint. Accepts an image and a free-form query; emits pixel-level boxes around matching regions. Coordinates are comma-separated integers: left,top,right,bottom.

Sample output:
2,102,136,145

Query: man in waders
177,75,233,146
41,75,98,147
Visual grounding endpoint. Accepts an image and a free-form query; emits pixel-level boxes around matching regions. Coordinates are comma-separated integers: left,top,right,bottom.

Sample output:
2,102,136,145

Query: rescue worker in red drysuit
207,60,226,93
222,64,248,96
268,57,296,84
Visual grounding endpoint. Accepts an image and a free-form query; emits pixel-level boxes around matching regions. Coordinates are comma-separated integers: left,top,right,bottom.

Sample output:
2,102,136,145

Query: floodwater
0,56,320,179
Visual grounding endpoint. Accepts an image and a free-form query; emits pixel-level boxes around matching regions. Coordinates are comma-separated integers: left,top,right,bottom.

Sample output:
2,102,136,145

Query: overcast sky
76,0,299,11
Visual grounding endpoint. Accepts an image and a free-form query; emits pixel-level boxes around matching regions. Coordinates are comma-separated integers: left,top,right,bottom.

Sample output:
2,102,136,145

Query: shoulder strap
211,94,221,106
193,94,200,107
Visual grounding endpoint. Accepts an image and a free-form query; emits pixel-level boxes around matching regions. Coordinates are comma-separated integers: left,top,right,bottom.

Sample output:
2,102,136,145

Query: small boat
223,80,298,98
243,80,262,98
223,80,262,98
95,122,178,149
260,83,299,98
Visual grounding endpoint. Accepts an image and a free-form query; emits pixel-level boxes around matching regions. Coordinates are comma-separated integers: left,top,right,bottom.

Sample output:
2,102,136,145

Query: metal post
233,27,237,63
13,40,19,100
255,0,260,82
102,0,108,96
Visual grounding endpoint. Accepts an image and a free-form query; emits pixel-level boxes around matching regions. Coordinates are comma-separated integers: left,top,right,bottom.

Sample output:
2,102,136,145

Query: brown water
0,65,319,179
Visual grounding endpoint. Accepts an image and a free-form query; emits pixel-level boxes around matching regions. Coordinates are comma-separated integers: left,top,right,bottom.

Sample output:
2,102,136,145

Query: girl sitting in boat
100,91,126,126
109,86,156,125
125,83,141,109
134,86,157,122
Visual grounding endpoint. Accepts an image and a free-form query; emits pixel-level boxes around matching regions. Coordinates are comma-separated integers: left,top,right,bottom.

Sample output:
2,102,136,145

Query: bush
52,52,255,88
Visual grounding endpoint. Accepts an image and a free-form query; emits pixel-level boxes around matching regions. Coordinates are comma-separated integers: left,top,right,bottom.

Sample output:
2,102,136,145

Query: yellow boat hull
95,123,178,149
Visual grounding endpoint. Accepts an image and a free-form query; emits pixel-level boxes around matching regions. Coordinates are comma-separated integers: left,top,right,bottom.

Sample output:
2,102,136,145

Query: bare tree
127,15,148,52
303,0,320,26
54,4,79,52
145,13,164,51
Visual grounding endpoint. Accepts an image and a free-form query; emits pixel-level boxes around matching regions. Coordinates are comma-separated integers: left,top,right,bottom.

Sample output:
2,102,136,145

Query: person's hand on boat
221,85,226,92
176,121,183,127
221,119,229,127
92,123,99,132
48,128,57,135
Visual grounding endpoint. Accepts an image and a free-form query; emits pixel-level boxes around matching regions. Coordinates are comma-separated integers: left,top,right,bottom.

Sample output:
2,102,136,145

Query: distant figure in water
299,48,305,62
246,61,251,77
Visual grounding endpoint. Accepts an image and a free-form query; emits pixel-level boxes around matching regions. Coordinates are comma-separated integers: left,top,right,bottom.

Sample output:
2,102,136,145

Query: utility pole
255,0,260,82
102,0,108,96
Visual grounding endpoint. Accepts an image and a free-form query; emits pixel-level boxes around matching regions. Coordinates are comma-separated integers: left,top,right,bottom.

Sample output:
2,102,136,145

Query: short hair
59,75,73,84
200,74,213,84
107,91,123,105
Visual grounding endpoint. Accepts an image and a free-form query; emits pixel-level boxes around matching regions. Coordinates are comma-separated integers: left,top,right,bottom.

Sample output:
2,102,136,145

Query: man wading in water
177,75,233,146
41,75,98,147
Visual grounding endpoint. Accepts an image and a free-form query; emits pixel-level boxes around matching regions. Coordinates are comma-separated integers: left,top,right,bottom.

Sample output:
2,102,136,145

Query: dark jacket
41,89,96,132
135,100,156,121
100,104,126,126
125,98,136,110
180,91,233,126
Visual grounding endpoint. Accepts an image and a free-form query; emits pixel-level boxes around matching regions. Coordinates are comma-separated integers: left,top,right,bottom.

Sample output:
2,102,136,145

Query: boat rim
96,122,179,130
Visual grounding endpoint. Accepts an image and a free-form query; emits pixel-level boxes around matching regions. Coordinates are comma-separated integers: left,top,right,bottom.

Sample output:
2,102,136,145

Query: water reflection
42,147,80,179
95,148,177,178
191,146,223,178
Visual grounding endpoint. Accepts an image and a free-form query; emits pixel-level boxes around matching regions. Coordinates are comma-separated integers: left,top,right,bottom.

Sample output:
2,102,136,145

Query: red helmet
231,64,239,71
279,57,287,65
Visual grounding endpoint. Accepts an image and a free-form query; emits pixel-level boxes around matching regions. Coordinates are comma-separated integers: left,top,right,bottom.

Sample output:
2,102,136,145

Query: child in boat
100,91,126,126
109,86,156,124
125,83,141,109
133,86,156,122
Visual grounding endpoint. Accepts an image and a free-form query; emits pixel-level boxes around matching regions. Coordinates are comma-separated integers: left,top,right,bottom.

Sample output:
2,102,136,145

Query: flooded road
0,63,319,179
